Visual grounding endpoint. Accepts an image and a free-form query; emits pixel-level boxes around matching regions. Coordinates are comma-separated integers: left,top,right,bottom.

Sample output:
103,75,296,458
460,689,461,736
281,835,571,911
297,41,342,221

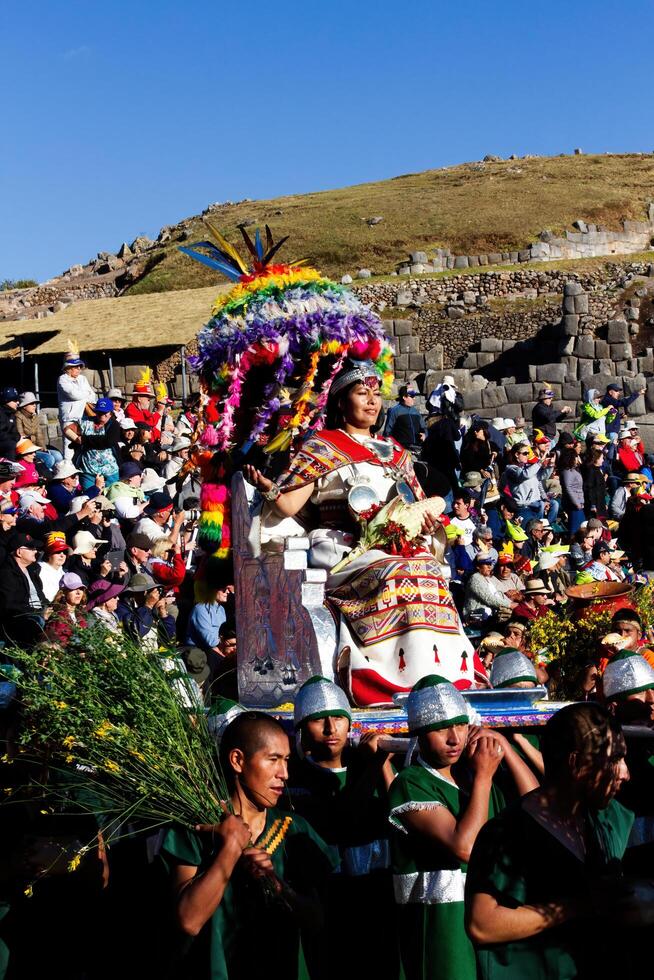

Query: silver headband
294,677,352,727
329,360,379,399
603,655,654,700
490,649,537,689
407,682,470,734
207,703,246,745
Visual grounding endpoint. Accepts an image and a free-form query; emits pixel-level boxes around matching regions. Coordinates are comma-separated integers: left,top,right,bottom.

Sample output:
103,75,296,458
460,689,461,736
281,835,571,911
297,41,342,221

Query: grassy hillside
126,153,654,294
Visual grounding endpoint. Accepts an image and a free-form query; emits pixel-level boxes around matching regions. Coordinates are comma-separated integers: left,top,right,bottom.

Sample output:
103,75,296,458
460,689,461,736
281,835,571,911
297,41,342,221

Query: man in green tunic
388,674,538,980
602,650,654,875
161,711,336,980
287,676,399,979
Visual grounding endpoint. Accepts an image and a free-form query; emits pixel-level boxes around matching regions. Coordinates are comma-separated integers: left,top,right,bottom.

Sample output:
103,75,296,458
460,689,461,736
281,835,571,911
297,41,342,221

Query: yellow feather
263,429,294,455
202,219,248,274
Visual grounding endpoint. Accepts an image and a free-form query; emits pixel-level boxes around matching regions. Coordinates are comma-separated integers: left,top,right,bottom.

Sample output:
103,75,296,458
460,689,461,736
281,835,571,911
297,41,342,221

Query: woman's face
49,552,66,568
1,513,17,530
66,588,85,607
575,730,629,809
498,564,511,579
104,595,120,613
124,429,135,443
341,382,382,429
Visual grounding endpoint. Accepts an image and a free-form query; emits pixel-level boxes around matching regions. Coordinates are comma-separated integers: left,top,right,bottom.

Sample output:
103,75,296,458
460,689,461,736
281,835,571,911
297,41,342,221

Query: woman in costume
465,702,635,979
245,358,477,706
179,222,476,707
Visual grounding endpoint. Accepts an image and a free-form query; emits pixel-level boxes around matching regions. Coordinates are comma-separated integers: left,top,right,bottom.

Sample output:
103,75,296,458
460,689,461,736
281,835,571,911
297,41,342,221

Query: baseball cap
93,397,114,414
8,532,40,553
120,418,137,431
144,491,173,515
107,388,124,400
538,388,555,398
126,532,153,552
61,572,85,591
606,382,623,392
0,459,24,480
18,490,49,509
0,387,19,403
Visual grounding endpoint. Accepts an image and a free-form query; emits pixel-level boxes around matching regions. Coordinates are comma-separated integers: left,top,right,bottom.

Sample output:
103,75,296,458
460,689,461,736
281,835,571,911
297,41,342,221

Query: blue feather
255,228,264,260
177,246,243,280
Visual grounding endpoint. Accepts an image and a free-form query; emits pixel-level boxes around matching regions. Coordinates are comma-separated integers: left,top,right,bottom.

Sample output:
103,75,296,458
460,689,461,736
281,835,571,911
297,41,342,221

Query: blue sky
3,0,654,282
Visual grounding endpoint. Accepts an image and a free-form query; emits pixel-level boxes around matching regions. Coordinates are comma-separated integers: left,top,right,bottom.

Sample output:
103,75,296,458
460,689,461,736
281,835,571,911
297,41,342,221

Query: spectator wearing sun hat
106,387,126,423
37,531,69,602
15,391,62,473
86,578,126,633
16,488,95,542
124,370,163,440
47,459,103,516
57,346,96,460
13,437,46,491
66,529,109,586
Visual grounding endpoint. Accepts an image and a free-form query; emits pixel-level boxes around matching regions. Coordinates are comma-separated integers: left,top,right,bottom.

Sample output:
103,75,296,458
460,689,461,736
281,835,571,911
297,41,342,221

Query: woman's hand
99,558,112,578
420,513,439,536
243,464,273,494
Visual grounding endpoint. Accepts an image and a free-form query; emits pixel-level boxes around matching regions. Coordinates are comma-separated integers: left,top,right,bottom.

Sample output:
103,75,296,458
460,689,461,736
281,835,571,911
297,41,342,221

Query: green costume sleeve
387,765,449,831
161,824,203,869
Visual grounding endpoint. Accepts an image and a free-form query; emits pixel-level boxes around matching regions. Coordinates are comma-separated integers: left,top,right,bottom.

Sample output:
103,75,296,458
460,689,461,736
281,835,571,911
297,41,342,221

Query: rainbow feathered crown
181,221,393,454
181,223,394,583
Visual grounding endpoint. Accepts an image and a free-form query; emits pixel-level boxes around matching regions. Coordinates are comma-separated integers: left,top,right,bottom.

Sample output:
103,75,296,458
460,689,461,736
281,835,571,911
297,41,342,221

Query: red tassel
460,650,468,672
398,648,406,672
433,645,440,664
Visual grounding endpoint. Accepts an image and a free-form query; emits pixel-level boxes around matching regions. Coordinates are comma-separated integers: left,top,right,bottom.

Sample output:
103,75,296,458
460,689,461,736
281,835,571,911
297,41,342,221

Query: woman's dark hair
558,446,578,471
541,702,622,780
219,711,288,790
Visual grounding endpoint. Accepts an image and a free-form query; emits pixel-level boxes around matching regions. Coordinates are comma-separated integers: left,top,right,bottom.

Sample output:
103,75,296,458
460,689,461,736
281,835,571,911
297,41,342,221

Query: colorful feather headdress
181,222,394,588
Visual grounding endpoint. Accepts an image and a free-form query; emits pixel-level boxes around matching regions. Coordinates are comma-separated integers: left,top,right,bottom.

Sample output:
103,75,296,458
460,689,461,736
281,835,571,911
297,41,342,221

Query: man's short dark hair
453,490,472,506
499,496,518,514
219,622,236,641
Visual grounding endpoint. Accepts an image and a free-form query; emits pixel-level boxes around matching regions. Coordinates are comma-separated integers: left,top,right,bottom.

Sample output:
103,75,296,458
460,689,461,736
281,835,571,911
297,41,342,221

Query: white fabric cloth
38,561,64,603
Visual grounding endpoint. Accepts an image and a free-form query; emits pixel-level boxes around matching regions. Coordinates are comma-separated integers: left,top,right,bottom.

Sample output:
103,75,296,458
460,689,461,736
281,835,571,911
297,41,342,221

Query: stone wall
394,208,654,275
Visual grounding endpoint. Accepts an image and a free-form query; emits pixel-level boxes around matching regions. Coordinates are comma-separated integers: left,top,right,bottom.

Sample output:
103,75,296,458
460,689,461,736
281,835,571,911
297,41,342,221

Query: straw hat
523,577,552,596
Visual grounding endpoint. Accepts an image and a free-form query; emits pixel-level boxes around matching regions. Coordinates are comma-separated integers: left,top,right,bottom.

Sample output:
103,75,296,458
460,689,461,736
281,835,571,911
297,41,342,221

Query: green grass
124,154,654,295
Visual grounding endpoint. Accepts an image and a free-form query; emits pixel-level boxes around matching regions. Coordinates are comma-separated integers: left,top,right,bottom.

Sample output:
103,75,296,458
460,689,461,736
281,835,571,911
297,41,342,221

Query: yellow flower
104,760,120,773
65,754,75,763
67,853,82,872
94,721,113,738
24,885,33,898
54,700,68,710
129,749,146,762
62,735,75,749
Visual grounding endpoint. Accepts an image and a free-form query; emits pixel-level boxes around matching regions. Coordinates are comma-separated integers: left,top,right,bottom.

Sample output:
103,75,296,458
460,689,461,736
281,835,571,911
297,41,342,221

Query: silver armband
262,483,281,502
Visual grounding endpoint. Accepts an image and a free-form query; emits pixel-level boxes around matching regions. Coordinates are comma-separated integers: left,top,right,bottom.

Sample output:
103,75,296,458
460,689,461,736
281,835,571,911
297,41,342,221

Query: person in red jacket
124,370,164,441
148,536,186,591
616,427,645,474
